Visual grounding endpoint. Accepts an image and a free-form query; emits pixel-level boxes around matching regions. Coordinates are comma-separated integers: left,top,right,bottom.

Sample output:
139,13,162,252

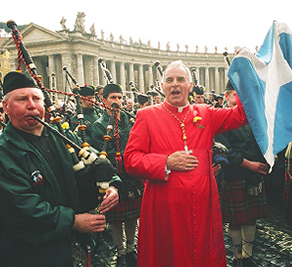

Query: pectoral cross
184,145,193,155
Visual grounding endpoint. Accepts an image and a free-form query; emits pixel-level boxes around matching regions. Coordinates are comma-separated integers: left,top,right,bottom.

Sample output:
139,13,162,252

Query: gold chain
163,104,191,152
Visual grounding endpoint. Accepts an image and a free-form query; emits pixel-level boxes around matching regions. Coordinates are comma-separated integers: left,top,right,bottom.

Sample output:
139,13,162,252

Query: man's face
226,90,237,107
194,95,205,104
217,98,224,104
3,88,44,134
127,101,133,110
81,95,95,109
102,92,123,114
162,65,193,106
154,95,161,104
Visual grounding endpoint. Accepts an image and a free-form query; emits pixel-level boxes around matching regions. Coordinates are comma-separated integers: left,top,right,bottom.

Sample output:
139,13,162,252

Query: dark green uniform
0,122,80,266
0,122,121,266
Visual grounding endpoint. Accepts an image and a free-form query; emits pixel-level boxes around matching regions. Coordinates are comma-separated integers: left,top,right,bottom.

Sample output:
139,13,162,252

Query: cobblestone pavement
89,193,292,267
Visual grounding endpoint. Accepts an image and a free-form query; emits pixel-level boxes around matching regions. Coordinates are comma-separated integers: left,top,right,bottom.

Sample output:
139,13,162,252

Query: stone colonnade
21,54,228,96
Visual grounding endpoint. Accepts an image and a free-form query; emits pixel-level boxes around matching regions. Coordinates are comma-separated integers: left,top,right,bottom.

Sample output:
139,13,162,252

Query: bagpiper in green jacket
0,121,121,266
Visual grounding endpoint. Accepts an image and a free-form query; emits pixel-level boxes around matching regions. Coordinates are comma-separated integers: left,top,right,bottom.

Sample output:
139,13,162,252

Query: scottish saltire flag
228,21,292,170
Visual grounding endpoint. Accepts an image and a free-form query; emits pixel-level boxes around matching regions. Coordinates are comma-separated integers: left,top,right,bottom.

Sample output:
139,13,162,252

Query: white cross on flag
228,21,292,170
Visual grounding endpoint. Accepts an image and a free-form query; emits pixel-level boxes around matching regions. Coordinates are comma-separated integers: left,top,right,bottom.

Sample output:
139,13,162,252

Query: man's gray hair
162,60,192,83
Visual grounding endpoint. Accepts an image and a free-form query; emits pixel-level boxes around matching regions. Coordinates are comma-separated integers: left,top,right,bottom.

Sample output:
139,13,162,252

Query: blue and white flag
228,21,292,170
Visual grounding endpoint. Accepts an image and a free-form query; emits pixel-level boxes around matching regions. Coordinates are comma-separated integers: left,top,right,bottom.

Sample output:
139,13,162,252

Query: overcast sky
2,0,292,53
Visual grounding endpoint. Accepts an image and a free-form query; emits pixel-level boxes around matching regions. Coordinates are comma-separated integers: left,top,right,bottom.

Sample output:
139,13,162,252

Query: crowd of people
0,59,291,267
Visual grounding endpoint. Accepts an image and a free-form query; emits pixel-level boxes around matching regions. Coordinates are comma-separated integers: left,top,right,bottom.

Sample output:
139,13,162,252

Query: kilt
220,178,268,225
105,196,142,223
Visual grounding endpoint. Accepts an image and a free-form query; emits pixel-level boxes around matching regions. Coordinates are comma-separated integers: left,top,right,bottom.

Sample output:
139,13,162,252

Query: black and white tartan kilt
220,178,269,225
105,196,142,223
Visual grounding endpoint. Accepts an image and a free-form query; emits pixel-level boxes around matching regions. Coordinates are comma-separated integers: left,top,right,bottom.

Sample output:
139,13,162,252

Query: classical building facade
2,17,234,97
0,48,10,82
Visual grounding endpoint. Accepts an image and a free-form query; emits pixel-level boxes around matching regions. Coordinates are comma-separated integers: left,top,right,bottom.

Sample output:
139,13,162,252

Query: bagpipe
98,57,114,84
223,51,231,67
97,57,126,175
153,61,166,98
129,80,138,103
188,67,198,103
7,20,115,212
62,66,90,147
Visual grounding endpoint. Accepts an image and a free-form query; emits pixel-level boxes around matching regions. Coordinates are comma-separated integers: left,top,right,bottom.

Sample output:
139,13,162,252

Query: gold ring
186,164,192,168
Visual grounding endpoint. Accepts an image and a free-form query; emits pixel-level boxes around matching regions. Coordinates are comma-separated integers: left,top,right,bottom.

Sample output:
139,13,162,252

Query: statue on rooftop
89,24,96,36
74,12,86,33
60,17,68,30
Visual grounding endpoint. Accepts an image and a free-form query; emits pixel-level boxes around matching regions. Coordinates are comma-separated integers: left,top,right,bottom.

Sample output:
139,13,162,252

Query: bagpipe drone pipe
153,61,166,98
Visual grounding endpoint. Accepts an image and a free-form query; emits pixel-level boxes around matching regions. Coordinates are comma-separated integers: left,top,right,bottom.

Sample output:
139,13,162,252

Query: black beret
137,94,148,104
151,91,159,97
102,83,123,97
192,85,205,95
215,94,224,100
80,85,95,96
225,80,235,91
3,71,38,95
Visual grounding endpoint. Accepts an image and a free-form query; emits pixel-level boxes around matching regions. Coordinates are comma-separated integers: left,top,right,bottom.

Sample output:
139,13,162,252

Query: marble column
148,65,154,89
77,53,84,86
109,60,117,83
138,64,144,92
129,63,135,83
192,67,199,85
47,55,55,90
215,67,219,93
93,56,100,85
205,67,210,91
119,61,126,90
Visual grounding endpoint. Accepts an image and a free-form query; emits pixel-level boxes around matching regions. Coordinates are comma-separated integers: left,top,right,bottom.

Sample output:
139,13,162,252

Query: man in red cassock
124,60,248,267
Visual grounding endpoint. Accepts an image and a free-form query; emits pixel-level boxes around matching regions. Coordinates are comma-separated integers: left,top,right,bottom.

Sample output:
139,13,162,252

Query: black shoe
242,257,256,267
116,254,126,267
125,250,137,267
232,258,243,267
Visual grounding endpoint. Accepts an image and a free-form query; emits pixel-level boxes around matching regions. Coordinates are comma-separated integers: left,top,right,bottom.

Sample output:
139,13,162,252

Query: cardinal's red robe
124,101,247,267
